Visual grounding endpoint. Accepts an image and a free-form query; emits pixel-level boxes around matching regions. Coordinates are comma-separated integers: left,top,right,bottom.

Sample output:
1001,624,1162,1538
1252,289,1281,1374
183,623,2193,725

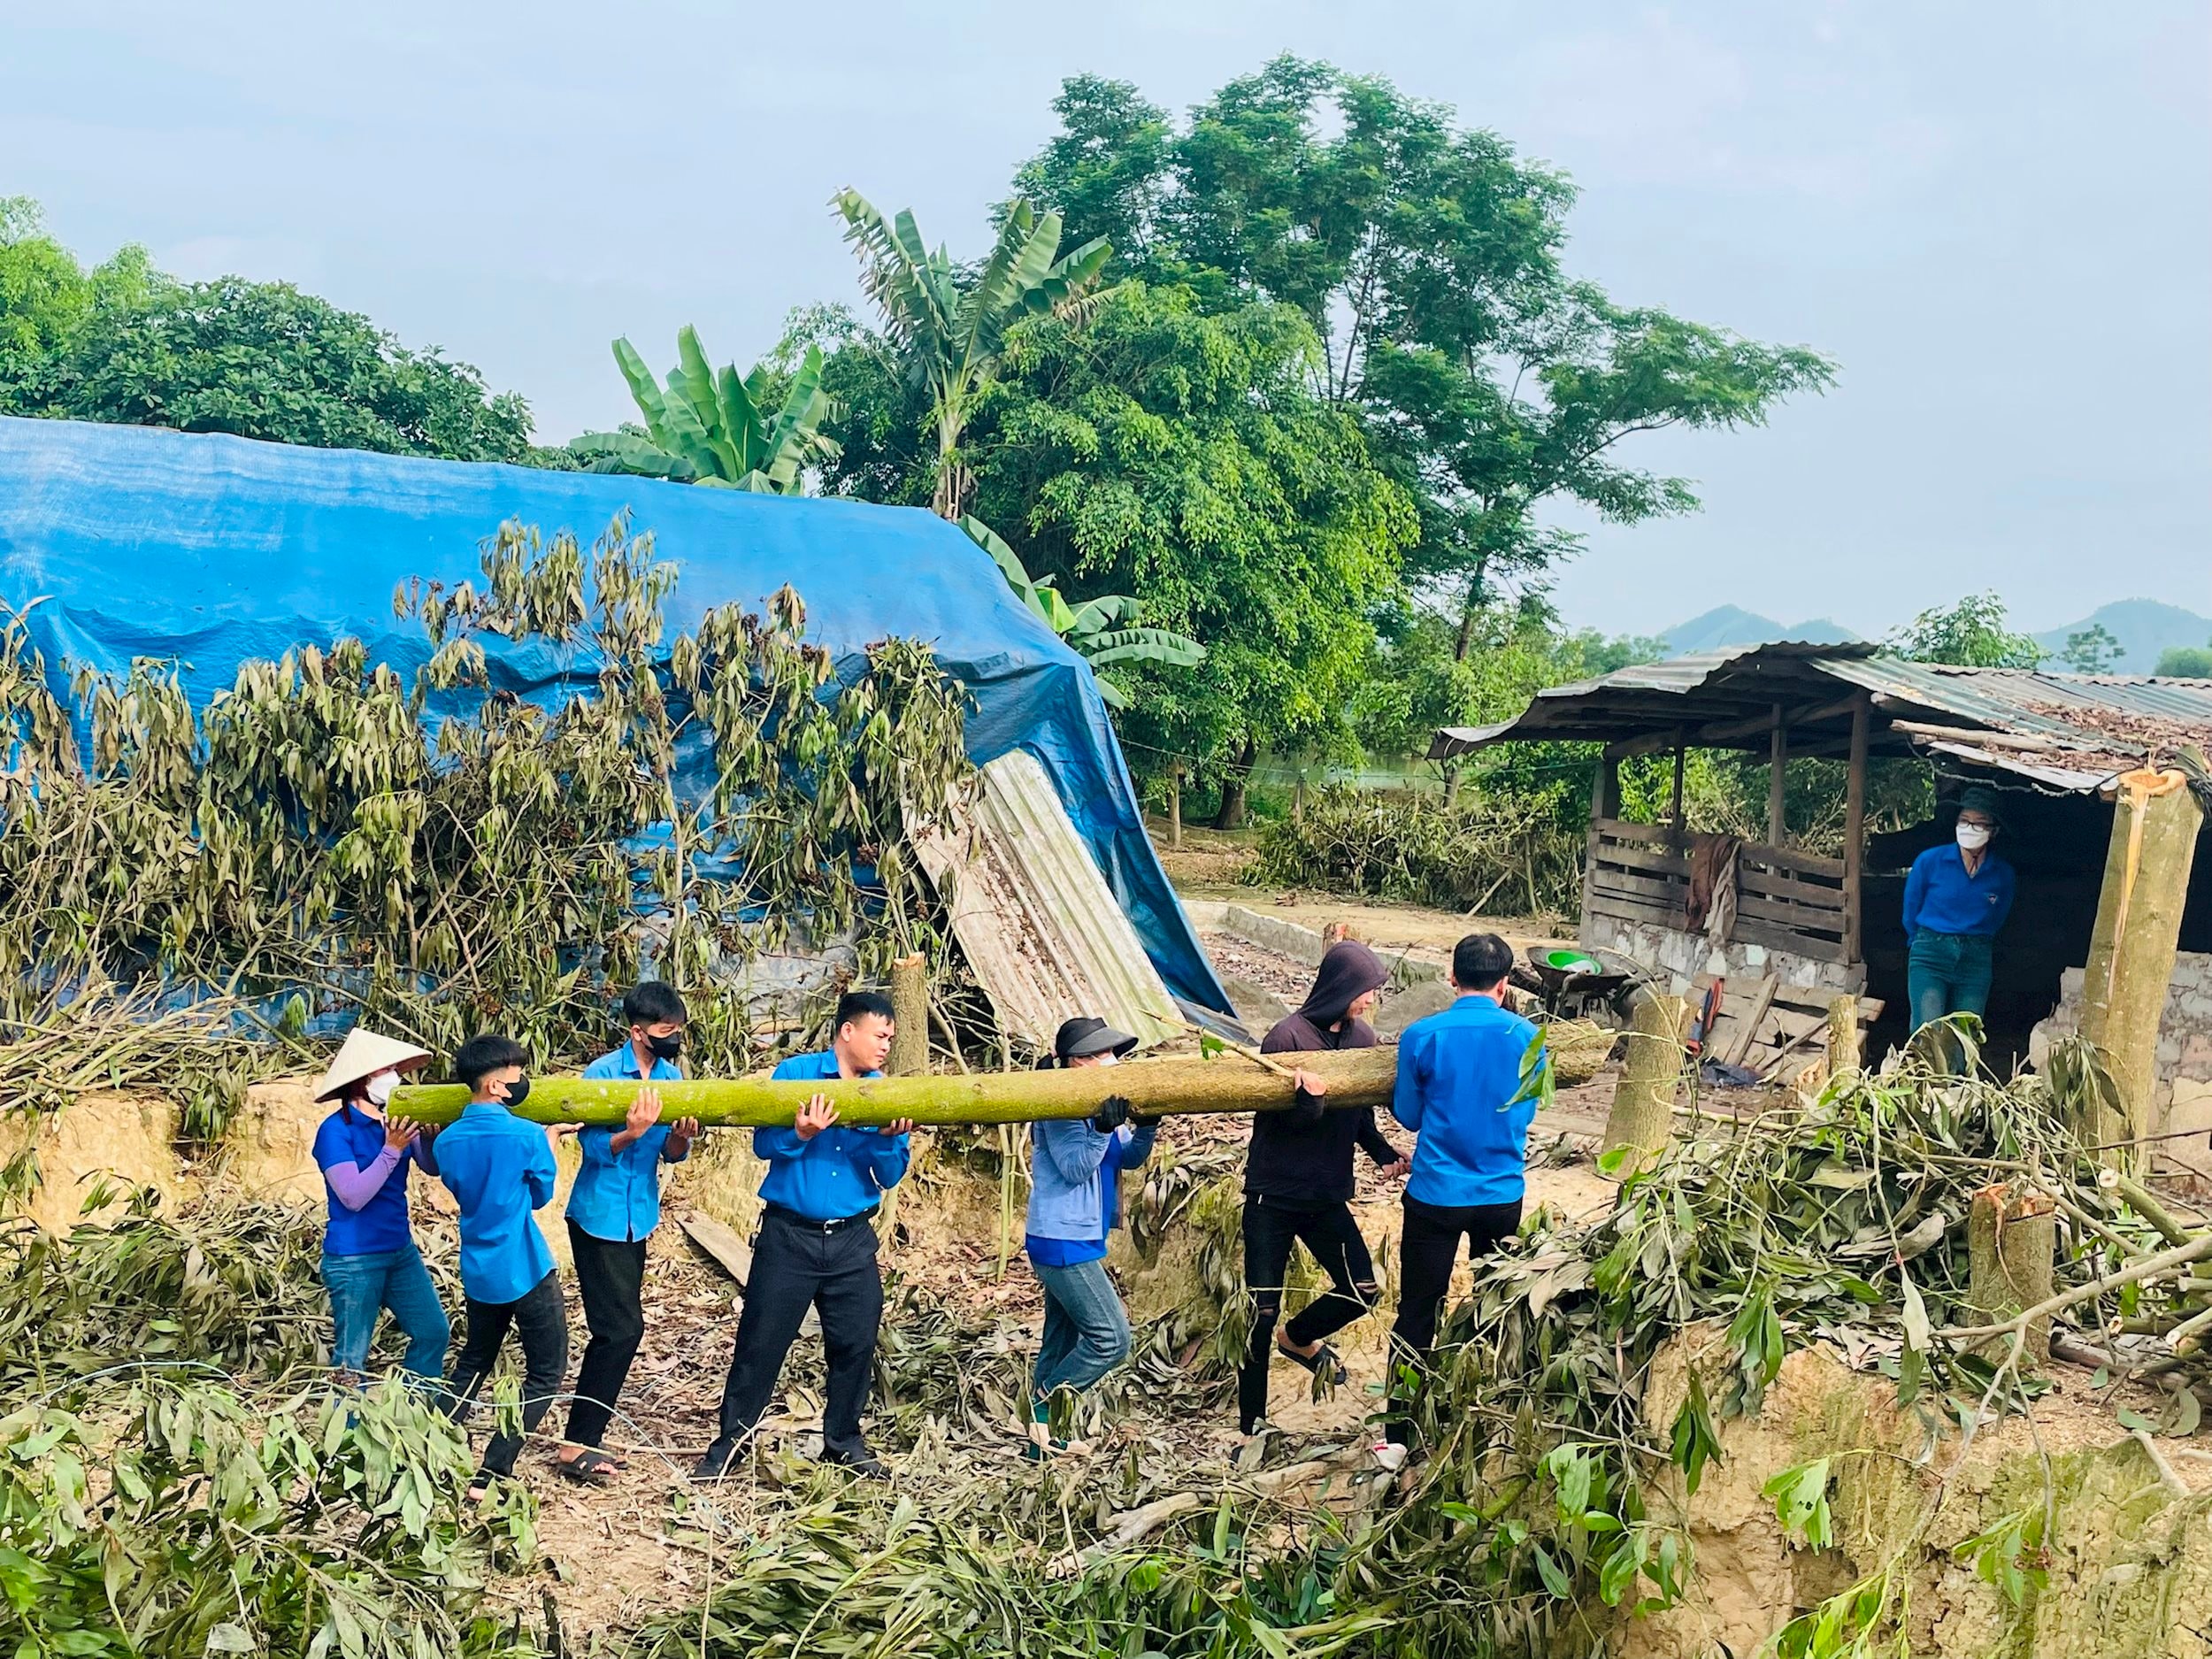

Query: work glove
1088,1095,1133,1134
1129,1108,1164,1128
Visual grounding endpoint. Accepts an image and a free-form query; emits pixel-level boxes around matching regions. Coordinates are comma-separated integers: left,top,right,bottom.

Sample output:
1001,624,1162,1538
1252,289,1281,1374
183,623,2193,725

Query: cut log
393,1043,1399,1128
1966,1186,2056,1365
1825,993,1863,1079
1602,994,1685,1175
888,954,929,1077
2079,769,2204,1160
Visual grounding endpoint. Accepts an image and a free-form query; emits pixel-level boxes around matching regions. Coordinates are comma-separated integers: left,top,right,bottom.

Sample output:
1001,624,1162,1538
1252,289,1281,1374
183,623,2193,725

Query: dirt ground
1153,820,1565,956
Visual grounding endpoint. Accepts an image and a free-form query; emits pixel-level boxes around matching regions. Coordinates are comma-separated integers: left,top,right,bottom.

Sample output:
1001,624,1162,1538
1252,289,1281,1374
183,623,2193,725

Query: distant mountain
2031,599,2212,673
1660,605,1862,657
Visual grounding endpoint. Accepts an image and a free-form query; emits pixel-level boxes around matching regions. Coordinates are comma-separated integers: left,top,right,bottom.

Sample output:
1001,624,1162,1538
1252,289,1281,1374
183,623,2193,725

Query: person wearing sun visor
555,980,703,1486
1020,1017,1162,1457
1901,784,2016,1059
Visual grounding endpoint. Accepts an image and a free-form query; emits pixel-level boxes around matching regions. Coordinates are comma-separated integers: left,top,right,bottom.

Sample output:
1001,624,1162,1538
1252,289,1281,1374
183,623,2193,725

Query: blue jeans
1909,931,1995,1070
1033,1257,1131,1401
322,1246,450,1385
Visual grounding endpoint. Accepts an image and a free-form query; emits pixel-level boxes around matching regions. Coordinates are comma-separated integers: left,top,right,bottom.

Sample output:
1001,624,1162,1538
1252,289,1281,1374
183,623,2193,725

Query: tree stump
1602,993,1686,1177
1967,1185,2056,1365
888,954,929,1078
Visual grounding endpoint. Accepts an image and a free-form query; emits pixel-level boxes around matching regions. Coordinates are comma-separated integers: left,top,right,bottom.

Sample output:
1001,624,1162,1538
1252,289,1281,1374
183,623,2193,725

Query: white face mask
1095,1053,1119,1068
364,1070,399,1106
1955,823,1993,852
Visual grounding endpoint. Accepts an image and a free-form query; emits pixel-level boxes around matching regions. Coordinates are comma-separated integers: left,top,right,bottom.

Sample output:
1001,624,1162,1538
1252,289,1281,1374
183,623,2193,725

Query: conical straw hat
314,1027,434,1102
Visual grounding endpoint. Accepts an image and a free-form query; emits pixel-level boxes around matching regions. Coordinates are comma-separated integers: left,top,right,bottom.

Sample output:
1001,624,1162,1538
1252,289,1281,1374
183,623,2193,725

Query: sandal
556,1448,621,1486
1277,1339,1348,1385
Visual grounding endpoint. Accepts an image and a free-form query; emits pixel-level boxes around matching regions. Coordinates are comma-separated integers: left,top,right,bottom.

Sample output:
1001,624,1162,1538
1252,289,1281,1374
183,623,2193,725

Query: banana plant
570,326,839,491
835,189,1110,518
961,516,1203,708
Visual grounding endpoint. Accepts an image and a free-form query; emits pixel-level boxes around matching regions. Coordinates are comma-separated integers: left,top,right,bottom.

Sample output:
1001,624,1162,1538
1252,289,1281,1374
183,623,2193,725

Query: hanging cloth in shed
1685,833,1742,942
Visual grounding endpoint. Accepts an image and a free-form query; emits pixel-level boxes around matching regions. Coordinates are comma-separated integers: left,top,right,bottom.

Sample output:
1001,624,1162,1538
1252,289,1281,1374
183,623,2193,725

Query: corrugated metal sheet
1432,643,2212,794
910,750,1183,1055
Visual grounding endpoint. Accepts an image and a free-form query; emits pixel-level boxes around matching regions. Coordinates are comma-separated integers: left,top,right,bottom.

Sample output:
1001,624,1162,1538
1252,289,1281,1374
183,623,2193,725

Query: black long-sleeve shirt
1244,1011,1402,1206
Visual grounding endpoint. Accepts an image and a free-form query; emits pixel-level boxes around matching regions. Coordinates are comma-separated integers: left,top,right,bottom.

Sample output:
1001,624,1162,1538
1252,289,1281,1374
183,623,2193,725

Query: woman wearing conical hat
311,1026,449,1389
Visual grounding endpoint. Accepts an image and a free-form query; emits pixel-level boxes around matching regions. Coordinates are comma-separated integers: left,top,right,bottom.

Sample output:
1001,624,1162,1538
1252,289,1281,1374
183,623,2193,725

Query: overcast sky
7,2,2207,637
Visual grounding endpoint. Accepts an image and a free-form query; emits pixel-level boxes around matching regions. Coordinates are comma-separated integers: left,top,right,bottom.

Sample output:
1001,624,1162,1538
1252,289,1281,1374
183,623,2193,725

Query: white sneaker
1371,1440,1408,1473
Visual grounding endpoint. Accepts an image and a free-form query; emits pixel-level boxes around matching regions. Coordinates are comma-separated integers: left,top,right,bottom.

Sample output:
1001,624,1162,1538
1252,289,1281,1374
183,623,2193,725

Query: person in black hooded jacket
1239,940,1409,1434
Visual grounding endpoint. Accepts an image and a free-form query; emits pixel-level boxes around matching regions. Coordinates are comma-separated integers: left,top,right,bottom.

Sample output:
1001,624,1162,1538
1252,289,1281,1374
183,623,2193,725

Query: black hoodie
1246,941,1403,1204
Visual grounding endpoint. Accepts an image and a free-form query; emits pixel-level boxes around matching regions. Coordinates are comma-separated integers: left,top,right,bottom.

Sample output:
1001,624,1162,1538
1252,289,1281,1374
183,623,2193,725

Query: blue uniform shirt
434,1101,558,1303
756,1050,910,1220
1391,995,1544,1209
566,1044,687,1243
312,1105,428,1257
1901,843,2016,940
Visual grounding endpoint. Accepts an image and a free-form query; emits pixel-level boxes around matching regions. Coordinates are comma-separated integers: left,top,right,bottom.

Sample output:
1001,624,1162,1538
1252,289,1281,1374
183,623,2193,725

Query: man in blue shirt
1386,933,1542,1451
1901,785,2016,1064
695,990,913,1482
435,1033,576,1498
556,980,702,1485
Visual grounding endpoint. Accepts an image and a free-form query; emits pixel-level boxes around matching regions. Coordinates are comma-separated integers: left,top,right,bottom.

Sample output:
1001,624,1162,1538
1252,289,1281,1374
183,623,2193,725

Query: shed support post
1668,733,1686,841
1842,695,1870,963
1767,705,1788,847
2080,768,2203,1162
1584,755,1618,932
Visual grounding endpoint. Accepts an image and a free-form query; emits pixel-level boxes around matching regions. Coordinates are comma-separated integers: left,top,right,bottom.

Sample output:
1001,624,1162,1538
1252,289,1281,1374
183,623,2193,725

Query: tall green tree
1887,593,2046,669
1014,60,1836,654
957,281,1417,825
0,196,538,463
570,326,837,490
831,189,1110,518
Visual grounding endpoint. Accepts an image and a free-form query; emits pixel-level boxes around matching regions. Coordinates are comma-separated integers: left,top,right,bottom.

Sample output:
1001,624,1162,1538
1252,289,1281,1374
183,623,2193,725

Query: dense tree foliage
0,196,541,463
1013,58,1838,655
816,280,1417,821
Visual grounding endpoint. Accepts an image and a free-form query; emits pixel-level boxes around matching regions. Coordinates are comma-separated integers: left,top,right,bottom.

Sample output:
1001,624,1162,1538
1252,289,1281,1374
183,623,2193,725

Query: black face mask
646,1032,684,1062
502,1074,532,1108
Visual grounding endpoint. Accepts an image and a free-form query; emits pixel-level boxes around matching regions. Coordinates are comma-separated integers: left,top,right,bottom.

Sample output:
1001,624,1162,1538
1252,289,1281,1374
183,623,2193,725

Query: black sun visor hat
1053,1016,1140,1062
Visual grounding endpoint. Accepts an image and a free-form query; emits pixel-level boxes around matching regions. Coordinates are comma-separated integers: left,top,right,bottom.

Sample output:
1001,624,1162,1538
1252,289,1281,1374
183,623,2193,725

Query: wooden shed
1432,644,2212,1084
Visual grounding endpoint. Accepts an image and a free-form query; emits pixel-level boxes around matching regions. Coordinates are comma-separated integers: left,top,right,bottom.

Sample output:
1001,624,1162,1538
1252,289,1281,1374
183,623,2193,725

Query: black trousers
1386,1193,1522,1446
714,1209,884,1457
565,1223,649,1449
442,1270,570,1478
1238,1196,1379,1433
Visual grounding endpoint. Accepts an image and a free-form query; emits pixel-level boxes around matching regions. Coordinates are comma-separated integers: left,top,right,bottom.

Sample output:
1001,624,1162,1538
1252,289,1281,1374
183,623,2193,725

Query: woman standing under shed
1902,784,2016,1059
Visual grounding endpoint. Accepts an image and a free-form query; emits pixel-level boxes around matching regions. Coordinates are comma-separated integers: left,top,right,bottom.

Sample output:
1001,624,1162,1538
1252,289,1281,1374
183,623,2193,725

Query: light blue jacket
1027,1118,1158,1241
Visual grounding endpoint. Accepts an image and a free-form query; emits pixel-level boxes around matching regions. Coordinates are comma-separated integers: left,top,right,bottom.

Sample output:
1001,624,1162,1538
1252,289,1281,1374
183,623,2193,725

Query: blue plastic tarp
0,415,1228,1013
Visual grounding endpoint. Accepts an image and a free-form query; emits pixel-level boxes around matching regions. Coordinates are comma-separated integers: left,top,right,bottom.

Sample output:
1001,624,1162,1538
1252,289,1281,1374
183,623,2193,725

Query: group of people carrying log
310,932,1540,1495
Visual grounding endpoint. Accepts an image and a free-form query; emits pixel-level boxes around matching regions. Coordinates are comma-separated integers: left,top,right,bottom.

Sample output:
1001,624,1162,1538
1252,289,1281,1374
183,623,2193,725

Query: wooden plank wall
1583,818,1852,964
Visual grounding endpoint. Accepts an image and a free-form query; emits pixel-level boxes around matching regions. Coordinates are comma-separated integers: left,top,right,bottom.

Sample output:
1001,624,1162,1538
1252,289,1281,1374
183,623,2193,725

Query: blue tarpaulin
0,416,1228,1012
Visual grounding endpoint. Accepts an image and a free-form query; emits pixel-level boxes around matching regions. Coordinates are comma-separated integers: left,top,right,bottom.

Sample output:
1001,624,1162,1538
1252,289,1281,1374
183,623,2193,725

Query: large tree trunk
393,1043,1398,1129
1452,556,1492,663
1214,738,1257,830
2079,768,2203,1159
